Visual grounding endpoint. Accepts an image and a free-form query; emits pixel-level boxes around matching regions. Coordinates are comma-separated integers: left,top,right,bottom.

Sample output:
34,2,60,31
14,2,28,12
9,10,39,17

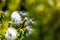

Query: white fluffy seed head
26,26,33,34
26,26,33,37
11,11,21,24
5,27,17,40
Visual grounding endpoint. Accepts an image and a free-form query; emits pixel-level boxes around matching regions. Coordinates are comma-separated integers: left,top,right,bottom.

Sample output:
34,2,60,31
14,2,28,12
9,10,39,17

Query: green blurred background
0,0,60,40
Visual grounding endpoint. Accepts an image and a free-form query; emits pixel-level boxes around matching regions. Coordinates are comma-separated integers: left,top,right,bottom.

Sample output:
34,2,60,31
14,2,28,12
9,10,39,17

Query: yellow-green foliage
0,0,60,40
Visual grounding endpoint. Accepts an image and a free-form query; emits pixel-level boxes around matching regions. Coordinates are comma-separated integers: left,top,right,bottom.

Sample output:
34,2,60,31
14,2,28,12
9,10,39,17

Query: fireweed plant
0,11,34,40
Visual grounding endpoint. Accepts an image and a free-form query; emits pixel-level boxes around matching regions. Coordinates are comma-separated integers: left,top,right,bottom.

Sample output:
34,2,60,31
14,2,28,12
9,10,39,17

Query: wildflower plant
0,0,60,40
0,10,34,40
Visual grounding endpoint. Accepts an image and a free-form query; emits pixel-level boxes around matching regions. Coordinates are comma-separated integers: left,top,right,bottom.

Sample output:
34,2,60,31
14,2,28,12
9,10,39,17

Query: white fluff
5,27,17,40
11,11,21,24
26,26,32,34
26,26,33,37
